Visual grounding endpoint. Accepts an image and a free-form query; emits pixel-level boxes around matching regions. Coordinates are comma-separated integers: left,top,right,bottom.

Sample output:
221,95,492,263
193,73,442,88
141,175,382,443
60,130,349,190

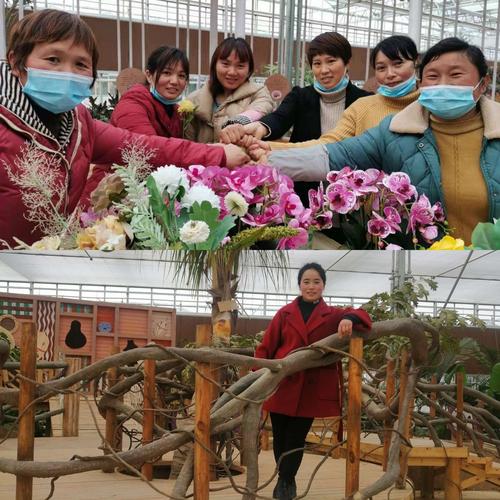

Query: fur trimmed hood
389,96,500,140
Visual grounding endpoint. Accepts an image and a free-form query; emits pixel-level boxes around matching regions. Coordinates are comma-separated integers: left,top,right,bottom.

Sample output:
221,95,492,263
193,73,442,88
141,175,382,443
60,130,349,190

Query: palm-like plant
173,249,290,341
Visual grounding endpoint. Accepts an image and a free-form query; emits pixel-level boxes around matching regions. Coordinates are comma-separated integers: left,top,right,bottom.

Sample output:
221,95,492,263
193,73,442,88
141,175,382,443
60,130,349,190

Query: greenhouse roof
1,250,499,306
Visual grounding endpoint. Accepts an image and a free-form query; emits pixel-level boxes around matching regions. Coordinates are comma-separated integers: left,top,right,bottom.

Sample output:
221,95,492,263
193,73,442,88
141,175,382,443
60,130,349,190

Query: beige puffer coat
186,80,273,143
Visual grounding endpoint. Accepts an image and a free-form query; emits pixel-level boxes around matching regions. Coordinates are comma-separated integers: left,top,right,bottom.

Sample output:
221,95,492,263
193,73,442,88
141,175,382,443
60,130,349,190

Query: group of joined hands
215,122,272,167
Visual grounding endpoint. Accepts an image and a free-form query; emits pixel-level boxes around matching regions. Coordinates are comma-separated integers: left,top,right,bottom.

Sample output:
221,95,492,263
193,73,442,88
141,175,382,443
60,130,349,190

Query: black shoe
272,477,284,499
277,477,296,500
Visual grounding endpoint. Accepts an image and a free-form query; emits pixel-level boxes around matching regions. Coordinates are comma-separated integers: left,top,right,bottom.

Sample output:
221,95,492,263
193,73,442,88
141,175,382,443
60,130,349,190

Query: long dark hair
146,45,189,84
209,37,254,98
370,35,418,69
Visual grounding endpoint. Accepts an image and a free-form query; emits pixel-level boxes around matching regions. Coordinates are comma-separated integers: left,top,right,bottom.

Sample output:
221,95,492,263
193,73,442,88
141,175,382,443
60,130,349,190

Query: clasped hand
218,123,272,165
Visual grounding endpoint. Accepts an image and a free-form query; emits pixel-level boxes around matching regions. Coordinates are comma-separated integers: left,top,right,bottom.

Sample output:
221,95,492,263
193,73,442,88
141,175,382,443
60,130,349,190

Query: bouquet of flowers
74,159,313,251
306,167,448,249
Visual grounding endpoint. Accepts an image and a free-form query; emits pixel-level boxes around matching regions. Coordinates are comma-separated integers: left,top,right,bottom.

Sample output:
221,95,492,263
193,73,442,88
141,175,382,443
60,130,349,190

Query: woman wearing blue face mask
267,37,500,245
0,10,248,248
248,35,419,155
111,46,189,138
220,31,370,208
227,32,371,146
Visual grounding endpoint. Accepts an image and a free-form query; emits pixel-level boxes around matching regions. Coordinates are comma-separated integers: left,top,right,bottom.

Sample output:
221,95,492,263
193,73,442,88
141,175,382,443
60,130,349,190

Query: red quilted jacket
110,84,183,138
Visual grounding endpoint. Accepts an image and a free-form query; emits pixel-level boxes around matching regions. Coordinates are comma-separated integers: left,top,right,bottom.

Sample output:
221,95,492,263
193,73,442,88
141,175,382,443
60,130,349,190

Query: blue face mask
418,82,481,120
22,67,93,114
377,75,417,98
150,86,182,106
314,74,349,94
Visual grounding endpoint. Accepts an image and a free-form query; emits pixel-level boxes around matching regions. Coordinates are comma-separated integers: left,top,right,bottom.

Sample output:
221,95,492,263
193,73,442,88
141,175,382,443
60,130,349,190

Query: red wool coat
0,103,226,247
254,298,371,418
110,84,183,138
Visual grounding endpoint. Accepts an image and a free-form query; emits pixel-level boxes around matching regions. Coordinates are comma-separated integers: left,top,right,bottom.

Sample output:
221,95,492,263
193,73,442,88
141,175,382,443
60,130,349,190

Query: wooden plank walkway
0,398,415,500
0,433,414,499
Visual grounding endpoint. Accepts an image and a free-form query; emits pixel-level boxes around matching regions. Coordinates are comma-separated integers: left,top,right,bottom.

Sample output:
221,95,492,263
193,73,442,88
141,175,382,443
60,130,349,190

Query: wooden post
103,346,121,473
445,457,462,500
456,371,464,447
62,357,81,437
430,374,437,418
383,357,396,471
397,350,411,489
345,336,363,499
16,322,37,500
194,324,212,500
142,357,156,481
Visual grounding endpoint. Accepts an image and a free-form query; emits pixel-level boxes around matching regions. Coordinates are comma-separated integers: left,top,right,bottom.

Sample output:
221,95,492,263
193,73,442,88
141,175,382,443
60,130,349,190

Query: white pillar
209,0,218,58
0,0,6,61
234,0,245,38
408,0,423,49
116,0,122,72
491,0,500,99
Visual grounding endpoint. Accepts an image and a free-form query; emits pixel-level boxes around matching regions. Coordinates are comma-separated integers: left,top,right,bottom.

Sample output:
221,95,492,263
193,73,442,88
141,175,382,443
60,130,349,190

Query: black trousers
270,412,314,480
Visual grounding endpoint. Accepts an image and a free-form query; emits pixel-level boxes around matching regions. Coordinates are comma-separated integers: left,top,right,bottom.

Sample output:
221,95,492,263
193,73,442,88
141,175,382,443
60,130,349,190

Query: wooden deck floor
0,399,416,500
0,433,414,500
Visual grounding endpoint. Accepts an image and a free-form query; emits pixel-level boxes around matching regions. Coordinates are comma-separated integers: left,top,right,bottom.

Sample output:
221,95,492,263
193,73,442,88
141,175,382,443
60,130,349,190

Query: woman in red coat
111,46,188,138
255,263,371,500
0,10,248,247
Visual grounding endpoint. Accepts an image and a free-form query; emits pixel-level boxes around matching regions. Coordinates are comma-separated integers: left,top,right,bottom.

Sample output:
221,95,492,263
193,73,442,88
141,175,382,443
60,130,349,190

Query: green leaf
209,215,236,250
186,201,234,250
471,219,500,249
146,177,170,224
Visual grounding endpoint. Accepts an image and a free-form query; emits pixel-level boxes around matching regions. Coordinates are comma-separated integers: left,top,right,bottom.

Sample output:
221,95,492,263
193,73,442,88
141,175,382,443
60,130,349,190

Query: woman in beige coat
186,37,273,143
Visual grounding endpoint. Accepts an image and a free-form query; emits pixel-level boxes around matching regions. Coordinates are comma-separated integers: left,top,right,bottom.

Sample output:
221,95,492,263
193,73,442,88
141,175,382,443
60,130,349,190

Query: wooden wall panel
118,309,149,338
95,336,115,359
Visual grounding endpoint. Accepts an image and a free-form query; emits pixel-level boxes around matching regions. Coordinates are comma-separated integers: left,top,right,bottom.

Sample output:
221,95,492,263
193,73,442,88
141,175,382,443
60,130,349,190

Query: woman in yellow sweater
247,35,420,158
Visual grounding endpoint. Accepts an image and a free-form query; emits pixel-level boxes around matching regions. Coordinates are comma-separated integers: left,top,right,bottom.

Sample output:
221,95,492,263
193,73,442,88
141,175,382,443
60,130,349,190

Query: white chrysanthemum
224,191,249,217
181,184,220,209
179,220,210,244
151,165,189,197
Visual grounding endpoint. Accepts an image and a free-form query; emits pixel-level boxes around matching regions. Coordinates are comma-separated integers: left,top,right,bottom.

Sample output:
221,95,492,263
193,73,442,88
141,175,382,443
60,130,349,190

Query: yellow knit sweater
430,111,487,245
268,89,420,150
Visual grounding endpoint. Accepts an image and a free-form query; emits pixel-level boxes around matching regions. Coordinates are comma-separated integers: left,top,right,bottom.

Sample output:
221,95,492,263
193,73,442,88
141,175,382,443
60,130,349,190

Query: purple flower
308,184,325,213
241,204,282,226
326,182,357,214
326,166,352,184
80,209,100,228
312,210,333,229
280,192,304,217
419,225,438,241
382,172,417,204
367,212,395,239
277,220,309,249
383,206,402,231
347,170,380,196
432,202,445,222
409,194,435,232
385,244,403,250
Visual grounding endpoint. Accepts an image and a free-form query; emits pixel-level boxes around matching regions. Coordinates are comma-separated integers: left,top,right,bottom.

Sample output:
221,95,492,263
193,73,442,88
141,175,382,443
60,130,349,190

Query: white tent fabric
1,250,499,305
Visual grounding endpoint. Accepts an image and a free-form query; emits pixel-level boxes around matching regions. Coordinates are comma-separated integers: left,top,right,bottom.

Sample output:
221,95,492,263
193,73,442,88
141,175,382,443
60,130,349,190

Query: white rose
181,184,220,209
151,165,189,197
179,220,210,244
224,191,249,217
